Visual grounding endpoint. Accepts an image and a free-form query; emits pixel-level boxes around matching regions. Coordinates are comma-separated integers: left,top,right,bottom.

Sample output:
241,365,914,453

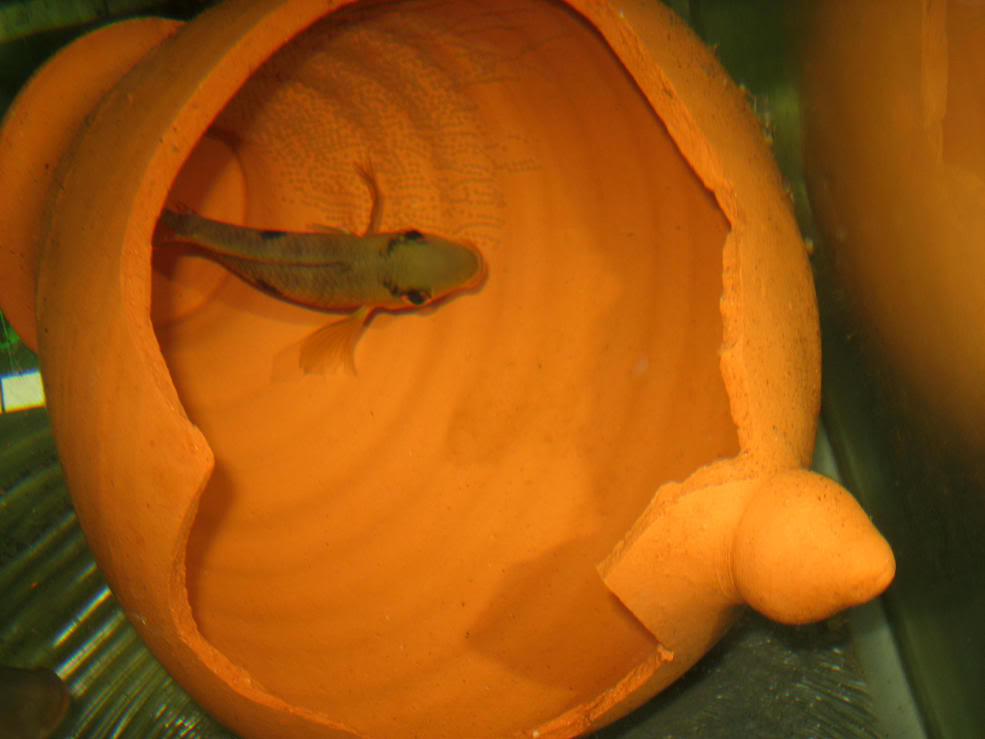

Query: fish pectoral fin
354,161,383,235
273,306,372,379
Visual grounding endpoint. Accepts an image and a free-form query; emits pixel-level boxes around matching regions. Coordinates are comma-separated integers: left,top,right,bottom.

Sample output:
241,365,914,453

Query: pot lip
0,16,184,353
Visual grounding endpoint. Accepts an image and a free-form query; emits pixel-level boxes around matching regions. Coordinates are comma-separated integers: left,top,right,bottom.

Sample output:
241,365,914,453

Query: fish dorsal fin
273,306,372,379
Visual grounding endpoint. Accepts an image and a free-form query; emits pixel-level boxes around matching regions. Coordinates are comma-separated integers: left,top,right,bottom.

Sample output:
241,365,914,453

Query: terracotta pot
0,1,895,736
804,0,985,442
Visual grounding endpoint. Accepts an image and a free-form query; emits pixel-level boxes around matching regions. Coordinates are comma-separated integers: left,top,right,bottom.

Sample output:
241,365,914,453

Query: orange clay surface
805,0,985,441
0,1,894,737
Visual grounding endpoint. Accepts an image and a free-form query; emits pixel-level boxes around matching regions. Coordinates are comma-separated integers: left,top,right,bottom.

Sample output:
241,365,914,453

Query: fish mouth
459,240,488,293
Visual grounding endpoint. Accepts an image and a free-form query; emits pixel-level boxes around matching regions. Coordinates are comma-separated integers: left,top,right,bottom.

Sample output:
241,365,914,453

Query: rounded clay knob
733,469,896,624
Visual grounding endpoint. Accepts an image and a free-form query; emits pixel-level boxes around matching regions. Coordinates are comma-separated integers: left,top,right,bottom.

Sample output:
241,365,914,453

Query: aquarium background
2,0,973,736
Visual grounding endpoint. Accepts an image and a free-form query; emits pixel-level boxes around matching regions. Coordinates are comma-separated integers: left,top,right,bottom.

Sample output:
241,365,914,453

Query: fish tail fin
272,307,371,379
154,206,199,247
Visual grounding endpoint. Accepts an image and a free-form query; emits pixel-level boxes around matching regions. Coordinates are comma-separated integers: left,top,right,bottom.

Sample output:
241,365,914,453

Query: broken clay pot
0,1,895,737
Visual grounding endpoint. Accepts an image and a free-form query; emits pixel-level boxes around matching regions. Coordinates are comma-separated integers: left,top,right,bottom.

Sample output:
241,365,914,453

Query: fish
0,665,71,739
153,165,486,374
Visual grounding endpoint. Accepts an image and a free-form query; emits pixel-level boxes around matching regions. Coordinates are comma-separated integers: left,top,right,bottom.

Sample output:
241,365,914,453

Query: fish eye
404,289,430,305
402,229,424,241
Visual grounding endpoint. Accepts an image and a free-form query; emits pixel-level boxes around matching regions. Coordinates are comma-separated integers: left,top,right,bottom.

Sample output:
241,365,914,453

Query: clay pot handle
732,469,896,623
599,468,895,656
